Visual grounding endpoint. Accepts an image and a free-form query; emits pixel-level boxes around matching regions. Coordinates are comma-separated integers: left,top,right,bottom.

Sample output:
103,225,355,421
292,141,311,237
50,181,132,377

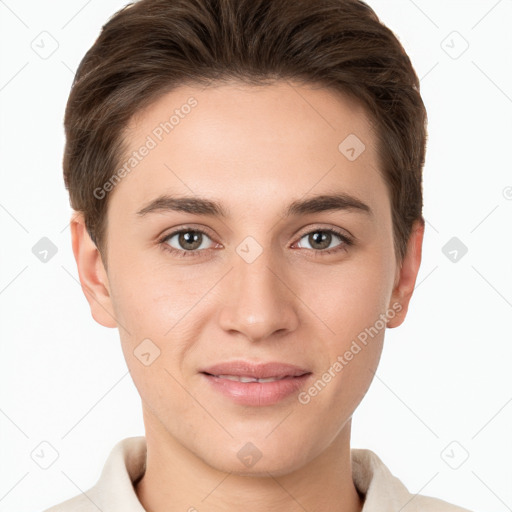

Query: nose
217,246,300,342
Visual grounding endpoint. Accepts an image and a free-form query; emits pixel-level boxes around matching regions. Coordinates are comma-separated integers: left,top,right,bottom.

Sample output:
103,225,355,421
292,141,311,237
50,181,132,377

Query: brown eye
307,231,333,250
296,229,352,253
177,231,204,250
162,229,213,252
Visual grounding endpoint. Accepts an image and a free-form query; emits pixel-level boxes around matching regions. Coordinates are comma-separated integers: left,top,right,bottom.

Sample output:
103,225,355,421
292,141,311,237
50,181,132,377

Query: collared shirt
43,437,473,511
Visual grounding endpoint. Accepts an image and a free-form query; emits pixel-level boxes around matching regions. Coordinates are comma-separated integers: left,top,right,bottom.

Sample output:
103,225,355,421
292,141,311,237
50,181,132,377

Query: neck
135,408,364,512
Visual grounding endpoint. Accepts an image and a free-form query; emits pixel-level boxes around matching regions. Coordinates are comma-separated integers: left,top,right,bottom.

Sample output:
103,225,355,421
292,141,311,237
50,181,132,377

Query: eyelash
158,226,354,259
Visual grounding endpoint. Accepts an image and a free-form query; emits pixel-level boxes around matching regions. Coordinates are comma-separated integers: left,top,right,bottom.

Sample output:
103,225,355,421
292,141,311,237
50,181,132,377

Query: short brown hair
64,0,427,266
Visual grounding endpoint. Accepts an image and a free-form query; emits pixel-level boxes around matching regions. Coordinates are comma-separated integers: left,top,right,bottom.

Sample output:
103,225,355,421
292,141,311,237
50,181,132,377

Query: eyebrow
135,193,373,218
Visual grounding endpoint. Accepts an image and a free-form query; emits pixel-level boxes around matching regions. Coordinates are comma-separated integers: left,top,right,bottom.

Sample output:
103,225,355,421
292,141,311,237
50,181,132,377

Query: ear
70,211,117,328
387,219,425,328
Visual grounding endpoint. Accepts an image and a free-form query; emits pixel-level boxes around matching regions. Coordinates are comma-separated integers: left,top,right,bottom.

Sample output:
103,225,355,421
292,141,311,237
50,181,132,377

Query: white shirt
43,436,473,511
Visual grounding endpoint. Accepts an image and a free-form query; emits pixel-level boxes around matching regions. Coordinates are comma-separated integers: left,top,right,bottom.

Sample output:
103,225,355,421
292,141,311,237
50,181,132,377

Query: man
45,0,472,510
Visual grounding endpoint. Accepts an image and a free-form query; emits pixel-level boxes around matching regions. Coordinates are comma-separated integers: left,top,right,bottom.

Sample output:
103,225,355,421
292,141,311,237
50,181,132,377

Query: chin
198,438,313,477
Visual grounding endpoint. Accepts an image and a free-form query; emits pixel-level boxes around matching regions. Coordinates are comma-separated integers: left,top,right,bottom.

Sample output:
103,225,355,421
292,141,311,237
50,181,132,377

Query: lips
200,361,310,380
214,374,288,383
200,360,312,406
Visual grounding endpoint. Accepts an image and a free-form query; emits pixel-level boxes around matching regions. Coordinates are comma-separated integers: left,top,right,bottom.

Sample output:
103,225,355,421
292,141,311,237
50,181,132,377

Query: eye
294,228,353,255
159,228,217,258
158,226,354,259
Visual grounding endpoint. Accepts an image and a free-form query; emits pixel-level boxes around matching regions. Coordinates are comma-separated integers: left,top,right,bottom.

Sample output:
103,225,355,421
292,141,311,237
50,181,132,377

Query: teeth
215,374,286,383
257,377,283,383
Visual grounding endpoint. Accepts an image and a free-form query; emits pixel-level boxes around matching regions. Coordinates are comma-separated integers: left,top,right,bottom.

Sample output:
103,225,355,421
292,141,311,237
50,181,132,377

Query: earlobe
70,212,117,328
387,219,425,329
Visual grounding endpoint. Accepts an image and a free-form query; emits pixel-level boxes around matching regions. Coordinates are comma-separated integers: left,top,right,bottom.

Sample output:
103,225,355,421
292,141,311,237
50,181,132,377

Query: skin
71,80,424,512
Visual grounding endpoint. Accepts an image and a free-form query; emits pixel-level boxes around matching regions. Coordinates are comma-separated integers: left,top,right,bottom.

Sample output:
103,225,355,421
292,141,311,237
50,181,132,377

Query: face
73,80,423,476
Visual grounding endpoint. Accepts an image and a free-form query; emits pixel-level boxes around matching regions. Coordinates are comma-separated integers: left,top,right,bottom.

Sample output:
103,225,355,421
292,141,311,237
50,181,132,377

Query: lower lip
201,373,312,406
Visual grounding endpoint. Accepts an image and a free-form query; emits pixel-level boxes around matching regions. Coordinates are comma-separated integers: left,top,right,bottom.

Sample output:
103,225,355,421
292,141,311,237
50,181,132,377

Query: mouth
200,360,311,379
199,361,312,406
203,373,294,383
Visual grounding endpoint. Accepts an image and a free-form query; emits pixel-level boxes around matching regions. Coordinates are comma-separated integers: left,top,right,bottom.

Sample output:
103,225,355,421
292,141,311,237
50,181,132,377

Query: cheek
298,248,392,401
107,260,215,379
297,313,385,433
108,257,191,332
302,248,394,343
109,271,194,417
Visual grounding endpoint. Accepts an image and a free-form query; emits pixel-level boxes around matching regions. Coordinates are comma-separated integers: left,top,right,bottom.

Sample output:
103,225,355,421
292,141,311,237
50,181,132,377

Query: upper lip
200,361,311,379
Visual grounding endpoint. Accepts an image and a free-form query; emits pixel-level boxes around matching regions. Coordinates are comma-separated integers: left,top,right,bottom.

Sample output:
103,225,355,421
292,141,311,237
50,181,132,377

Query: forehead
108,80,387,218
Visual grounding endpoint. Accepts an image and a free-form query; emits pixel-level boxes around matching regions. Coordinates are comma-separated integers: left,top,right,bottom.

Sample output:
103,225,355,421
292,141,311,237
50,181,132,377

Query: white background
0,1,511,511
